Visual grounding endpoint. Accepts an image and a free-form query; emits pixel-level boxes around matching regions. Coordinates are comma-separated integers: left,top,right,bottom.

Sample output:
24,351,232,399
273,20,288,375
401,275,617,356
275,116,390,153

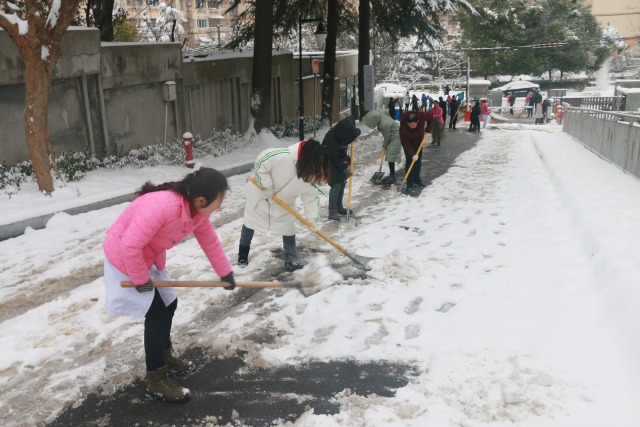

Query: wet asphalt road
47,128,479,427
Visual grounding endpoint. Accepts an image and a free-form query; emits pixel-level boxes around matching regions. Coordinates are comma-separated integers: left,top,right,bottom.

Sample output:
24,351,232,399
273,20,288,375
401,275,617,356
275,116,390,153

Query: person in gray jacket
361,109,402,184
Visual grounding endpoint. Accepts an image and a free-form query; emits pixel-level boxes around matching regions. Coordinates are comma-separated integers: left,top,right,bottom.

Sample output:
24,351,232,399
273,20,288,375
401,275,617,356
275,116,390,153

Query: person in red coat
399,111,434,190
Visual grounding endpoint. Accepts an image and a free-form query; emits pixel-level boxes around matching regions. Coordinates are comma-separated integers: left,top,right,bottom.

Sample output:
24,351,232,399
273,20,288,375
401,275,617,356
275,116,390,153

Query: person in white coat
239,139,330,271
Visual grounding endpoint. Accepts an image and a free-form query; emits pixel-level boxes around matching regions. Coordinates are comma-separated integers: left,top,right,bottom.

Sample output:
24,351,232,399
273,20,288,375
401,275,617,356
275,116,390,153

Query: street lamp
299,17,327,141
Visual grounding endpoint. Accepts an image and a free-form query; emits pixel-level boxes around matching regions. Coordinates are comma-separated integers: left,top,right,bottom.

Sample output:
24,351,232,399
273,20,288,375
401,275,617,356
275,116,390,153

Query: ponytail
136,168,228,207
296,139,331,186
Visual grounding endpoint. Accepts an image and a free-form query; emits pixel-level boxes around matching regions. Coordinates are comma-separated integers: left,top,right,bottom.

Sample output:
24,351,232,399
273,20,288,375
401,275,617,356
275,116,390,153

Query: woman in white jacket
239,139,330,271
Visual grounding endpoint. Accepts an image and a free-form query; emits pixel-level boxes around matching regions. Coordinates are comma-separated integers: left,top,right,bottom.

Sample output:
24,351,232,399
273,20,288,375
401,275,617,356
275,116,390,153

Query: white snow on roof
469,79,491,85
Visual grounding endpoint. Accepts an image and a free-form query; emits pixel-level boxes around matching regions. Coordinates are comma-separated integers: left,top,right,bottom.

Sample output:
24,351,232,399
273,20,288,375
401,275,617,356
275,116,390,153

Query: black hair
297,139,330,186
407,113,419,123
136,167,228,207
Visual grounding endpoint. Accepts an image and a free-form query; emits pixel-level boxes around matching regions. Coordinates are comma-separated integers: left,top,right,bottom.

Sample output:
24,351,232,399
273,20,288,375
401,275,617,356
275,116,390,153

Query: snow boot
336,185,353,215
146,365,190,403
381,174,396,185
238,244,250,267
163,346,195,376
328,184,342,221
284,247,304,272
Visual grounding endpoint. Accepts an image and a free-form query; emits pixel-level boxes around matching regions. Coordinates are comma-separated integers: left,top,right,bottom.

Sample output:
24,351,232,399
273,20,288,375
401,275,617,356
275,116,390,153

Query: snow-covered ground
1,123,640,426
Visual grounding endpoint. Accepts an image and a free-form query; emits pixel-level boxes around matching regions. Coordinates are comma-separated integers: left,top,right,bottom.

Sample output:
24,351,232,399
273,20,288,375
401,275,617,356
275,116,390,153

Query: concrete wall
1,32,358,166
0,27,103,165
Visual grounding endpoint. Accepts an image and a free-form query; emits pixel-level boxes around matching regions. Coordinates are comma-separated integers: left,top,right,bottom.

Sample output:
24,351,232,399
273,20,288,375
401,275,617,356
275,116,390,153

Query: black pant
403,149,422,188
145,289,178,371
469,119,480,132
449,114,458,129
388,162,395,175
240,224,295,252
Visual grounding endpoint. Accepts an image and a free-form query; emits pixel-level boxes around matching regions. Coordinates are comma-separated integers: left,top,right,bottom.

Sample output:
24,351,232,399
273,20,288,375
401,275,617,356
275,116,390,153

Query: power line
391,38,616,54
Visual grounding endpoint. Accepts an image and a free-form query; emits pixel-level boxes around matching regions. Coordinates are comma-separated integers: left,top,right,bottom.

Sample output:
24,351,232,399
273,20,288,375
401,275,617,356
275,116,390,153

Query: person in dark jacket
448,95,460,130
469,101,481,132
388,97,400,120
508,92,517,114
444,85,451,96
399,111,434,191
411,94,420,111
438,96,447,126
421,93,429,111
322,116,361,221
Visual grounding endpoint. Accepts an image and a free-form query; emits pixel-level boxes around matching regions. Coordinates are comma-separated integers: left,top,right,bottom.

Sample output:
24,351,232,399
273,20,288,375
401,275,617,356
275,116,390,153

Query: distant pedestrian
430,102,444,146
444,85,451,95
469,101,481,133
481,99,490,128
403,93,411,112
525,91,533,117
411,94,420,111
438,96,447,125
421,93,429,111
388,97,400,120
508,92,517,115
449,95,460,130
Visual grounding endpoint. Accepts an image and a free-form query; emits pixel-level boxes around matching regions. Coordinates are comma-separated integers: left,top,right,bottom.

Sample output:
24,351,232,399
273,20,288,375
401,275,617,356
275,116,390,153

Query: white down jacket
243,142,322,236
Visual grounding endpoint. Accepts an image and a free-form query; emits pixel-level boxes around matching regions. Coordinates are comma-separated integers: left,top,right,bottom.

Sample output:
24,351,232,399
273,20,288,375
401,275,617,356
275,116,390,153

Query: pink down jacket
103,190,231,285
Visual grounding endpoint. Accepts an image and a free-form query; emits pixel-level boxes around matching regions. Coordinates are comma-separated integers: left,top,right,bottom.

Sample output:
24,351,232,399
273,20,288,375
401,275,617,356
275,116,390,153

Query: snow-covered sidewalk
1,124,640,426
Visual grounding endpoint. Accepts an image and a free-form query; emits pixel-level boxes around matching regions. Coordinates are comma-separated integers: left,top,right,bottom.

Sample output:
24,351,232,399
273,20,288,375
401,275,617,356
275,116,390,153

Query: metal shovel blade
344,251,376,270
371,171,385,184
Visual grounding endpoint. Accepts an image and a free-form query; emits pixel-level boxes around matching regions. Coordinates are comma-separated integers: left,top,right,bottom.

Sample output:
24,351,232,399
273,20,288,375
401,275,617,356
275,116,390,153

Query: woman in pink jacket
481,99,490,128
430,102,444,146
103,167,233,403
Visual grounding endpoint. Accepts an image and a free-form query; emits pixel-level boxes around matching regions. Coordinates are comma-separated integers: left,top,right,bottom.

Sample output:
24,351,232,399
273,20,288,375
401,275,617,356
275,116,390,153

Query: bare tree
0,0,83,193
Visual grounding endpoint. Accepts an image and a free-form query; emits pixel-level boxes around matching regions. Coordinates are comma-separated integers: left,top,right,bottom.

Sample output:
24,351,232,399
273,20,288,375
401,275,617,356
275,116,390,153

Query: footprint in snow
365,325,389,345
440,241,452,247
404,324,420,340
468,229,476,237
404,297,423,314
462,218,471,224
436,302,456,313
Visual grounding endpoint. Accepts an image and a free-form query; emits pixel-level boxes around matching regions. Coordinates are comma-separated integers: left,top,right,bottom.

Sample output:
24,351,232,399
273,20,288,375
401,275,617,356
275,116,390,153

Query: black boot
336,185,353,215
238,244,250,267
284,247,304,272
328,184,342,221
381,174,396,184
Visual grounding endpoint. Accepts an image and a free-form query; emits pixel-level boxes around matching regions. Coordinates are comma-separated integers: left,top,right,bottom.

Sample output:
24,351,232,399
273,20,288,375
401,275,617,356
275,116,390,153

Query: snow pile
366,254,421,284
292,254,343,296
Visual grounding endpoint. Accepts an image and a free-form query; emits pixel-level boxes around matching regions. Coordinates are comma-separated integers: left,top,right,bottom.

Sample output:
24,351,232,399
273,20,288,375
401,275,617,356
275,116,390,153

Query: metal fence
562,96,626,111
562,105,640,180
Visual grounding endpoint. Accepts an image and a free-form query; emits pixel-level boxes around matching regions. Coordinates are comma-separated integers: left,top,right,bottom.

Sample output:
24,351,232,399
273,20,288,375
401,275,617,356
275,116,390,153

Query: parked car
494,80,540,96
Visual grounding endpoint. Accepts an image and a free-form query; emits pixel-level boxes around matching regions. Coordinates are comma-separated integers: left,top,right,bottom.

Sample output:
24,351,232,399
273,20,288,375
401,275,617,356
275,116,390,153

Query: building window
209,18,221,27
196,0,204,9
197,19,208,28
179,0,184,9
208,0,219,8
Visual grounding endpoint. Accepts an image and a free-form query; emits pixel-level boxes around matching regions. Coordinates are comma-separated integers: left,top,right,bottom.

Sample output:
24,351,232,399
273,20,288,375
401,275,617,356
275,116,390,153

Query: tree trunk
358,0,370,118
322,0,340,125
251,0,274,132
22,49,60,192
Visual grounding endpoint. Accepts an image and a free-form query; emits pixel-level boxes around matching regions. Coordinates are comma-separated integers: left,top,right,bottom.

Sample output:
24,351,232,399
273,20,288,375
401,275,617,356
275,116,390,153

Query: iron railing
562,104,640,180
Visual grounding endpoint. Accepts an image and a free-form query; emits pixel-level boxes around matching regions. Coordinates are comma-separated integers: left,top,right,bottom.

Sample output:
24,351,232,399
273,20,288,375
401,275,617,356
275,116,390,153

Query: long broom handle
121,281,286,288
401,133,427,185
347,141,354,214
249,177,347,255
378,149,385,171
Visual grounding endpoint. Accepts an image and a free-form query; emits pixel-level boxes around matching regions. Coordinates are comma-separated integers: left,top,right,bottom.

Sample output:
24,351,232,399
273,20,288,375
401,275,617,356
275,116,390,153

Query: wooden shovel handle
402,133,427,185
347,141,355,209
379,149,385,168
249,177,346,254
121,281,284,288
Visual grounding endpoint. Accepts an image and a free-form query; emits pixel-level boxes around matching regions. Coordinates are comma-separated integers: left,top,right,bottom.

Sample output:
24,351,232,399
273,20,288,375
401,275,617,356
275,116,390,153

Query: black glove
136,279,154,293
220,272,236,291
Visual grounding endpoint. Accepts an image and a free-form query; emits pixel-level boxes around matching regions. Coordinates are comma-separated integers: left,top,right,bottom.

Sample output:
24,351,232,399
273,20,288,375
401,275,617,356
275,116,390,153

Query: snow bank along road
1,124,640,426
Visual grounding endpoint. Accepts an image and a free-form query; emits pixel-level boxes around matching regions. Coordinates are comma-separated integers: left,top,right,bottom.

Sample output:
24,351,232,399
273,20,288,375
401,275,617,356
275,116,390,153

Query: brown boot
163,346,196,376
146,365,190,403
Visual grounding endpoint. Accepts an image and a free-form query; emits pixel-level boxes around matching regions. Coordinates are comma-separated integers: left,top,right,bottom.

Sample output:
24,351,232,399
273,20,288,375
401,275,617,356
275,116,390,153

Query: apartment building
124,0,245,47
583,0,639,48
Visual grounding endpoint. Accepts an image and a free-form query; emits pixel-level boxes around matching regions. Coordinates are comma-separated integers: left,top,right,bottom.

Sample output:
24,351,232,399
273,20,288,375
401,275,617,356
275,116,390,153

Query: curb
0,162,254,242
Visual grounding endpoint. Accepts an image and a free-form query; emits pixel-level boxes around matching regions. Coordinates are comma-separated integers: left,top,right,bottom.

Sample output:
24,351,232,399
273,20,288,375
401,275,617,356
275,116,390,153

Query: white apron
104,256,177,322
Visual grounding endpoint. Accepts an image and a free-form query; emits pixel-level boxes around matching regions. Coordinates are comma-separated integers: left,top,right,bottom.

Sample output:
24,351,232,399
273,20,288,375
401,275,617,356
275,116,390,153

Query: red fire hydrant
182,132,195,169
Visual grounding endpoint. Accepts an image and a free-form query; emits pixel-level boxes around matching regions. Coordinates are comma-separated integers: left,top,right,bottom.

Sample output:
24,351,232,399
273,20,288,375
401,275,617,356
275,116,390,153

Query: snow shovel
121,278,333,298
371,149,386,184
346,140,355,222
398,133,427,193
249,177,375,270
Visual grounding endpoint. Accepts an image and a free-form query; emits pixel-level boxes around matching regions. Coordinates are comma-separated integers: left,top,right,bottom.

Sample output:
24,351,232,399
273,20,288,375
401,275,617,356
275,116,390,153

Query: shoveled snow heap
291,254,343,296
